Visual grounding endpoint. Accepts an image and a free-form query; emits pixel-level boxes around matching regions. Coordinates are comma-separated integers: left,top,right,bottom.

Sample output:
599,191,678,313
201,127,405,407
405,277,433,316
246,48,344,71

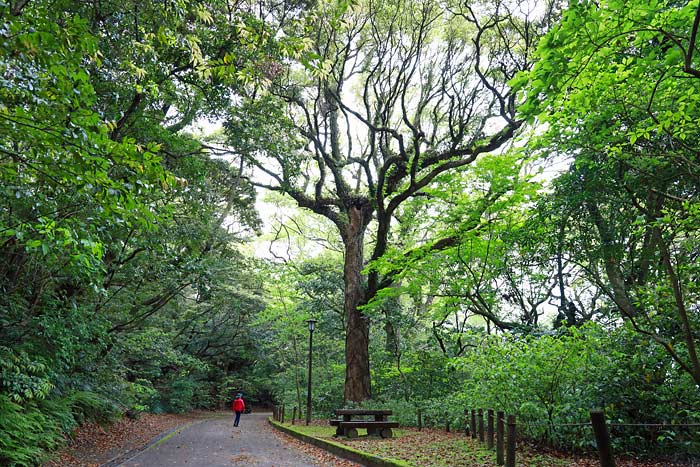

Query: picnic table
330,409,399,438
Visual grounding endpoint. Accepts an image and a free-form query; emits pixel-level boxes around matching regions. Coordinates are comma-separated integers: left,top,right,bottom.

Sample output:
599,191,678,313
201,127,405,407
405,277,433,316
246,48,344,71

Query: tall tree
227,0,552,401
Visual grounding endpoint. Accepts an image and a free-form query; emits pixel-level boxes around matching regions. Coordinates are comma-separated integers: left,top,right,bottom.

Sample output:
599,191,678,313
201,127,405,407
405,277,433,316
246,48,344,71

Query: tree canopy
225,0,554,402
2,0,700,464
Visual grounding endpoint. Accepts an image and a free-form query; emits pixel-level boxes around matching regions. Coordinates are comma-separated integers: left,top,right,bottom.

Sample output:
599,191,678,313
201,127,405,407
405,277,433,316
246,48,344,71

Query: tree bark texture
342,204,372,402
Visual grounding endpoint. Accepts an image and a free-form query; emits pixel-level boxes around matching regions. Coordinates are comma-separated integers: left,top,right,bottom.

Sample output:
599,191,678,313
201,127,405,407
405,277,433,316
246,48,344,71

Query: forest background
1,0,699,465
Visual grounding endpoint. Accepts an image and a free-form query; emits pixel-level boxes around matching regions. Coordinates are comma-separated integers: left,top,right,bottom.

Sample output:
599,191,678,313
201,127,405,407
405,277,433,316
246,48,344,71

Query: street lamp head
306,318,317,332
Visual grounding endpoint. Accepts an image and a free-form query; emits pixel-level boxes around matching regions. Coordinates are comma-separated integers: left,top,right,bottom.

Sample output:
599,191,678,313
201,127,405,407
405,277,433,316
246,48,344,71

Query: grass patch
282,423,336,438
272,421,579,467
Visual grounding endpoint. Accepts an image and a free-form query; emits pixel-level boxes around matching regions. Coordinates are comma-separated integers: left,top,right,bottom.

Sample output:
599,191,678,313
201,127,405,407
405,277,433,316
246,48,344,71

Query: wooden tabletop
334,409,393,415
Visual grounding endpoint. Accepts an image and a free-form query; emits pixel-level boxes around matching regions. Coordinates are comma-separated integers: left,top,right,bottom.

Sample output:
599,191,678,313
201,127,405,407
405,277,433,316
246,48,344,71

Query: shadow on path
114,412,329,467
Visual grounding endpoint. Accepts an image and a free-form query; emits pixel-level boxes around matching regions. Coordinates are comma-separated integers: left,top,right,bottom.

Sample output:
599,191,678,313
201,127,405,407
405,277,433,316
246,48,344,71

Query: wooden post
281,405,285,423
487,409,494,449
464,409,469,436
418,408,423,431
590,410,616,467
445,411,450,432
506,414,516,467
292,406,297,425
496,410,505,466
470,409,477,439
478,408,485,442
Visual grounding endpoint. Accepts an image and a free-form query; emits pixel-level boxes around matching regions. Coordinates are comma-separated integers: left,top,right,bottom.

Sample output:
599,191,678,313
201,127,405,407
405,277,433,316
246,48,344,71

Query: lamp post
305,318,317,426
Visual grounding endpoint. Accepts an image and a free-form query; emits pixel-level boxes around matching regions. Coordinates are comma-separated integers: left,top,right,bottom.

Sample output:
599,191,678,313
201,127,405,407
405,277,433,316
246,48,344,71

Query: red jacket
232,398,245,412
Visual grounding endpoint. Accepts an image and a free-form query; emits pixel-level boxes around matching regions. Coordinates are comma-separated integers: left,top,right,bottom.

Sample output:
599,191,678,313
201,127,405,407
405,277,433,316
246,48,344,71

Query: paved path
115,412,330,467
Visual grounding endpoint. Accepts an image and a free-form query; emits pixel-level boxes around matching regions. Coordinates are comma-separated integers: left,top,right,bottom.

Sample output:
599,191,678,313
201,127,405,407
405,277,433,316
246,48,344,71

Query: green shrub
67,391,119,424
167,377,197,413
122,379,159,412
191,379,216,409
369,323,700,457
0,346,54,403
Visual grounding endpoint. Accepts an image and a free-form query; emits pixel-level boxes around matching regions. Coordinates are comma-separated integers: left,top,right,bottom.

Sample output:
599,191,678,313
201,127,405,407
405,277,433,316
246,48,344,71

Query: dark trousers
234,410,242,426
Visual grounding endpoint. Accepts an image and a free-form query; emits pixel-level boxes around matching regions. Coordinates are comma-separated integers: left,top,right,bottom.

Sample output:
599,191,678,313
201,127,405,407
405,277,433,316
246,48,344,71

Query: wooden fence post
445,411,450,432
590,410,616,467
470,409,477,439
496,411,505,465
478,408,485,442
506,414,516,467
281,405,285,423
487,409,494,449
292,406,297,425
418,408,423,431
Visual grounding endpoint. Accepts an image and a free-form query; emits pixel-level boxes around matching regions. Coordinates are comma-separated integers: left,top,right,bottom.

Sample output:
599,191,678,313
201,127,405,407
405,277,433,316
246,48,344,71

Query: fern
40,397,77,434
0,395,62,467
0,391,121,467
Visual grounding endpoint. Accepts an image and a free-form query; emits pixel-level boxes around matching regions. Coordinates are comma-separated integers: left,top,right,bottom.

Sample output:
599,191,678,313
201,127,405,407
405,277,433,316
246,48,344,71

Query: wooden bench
330,409,399,438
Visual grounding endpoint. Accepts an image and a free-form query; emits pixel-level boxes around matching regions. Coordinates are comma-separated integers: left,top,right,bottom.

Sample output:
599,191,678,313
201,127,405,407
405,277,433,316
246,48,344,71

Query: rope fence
610,422,700,427
525,420,700,428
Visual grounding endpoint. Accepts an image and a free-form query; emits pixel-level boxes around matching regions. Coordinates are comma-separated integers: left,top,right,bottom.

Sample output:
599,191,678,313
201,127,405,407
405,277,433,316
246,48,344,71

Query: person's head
236,393,242,399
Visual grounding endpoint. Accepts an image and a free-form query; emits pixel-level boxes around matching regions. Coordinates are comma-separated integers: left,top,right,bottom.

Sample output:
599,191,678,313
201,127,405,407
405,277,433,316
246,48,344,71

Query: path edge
268,418,409,467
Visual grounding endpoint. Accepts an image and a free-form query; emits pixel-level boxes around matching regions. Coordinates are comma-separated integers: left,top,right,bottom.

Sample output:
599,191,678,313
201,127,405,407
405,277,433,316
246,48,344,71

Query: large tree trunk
342,204,372,403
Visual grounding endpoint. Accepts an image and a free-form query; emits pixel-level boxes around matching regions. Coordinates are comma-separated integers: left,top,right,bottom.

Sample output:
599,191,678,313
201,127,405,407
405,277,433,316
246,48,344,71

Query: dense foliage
2,0,700,465
0,0,290,464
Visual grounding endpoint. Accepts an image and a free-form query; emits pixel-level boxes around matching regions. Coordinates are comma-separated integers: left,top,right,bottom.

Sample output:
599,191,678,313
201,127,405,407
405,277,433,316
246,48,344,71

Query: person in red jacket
232,393,245,427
